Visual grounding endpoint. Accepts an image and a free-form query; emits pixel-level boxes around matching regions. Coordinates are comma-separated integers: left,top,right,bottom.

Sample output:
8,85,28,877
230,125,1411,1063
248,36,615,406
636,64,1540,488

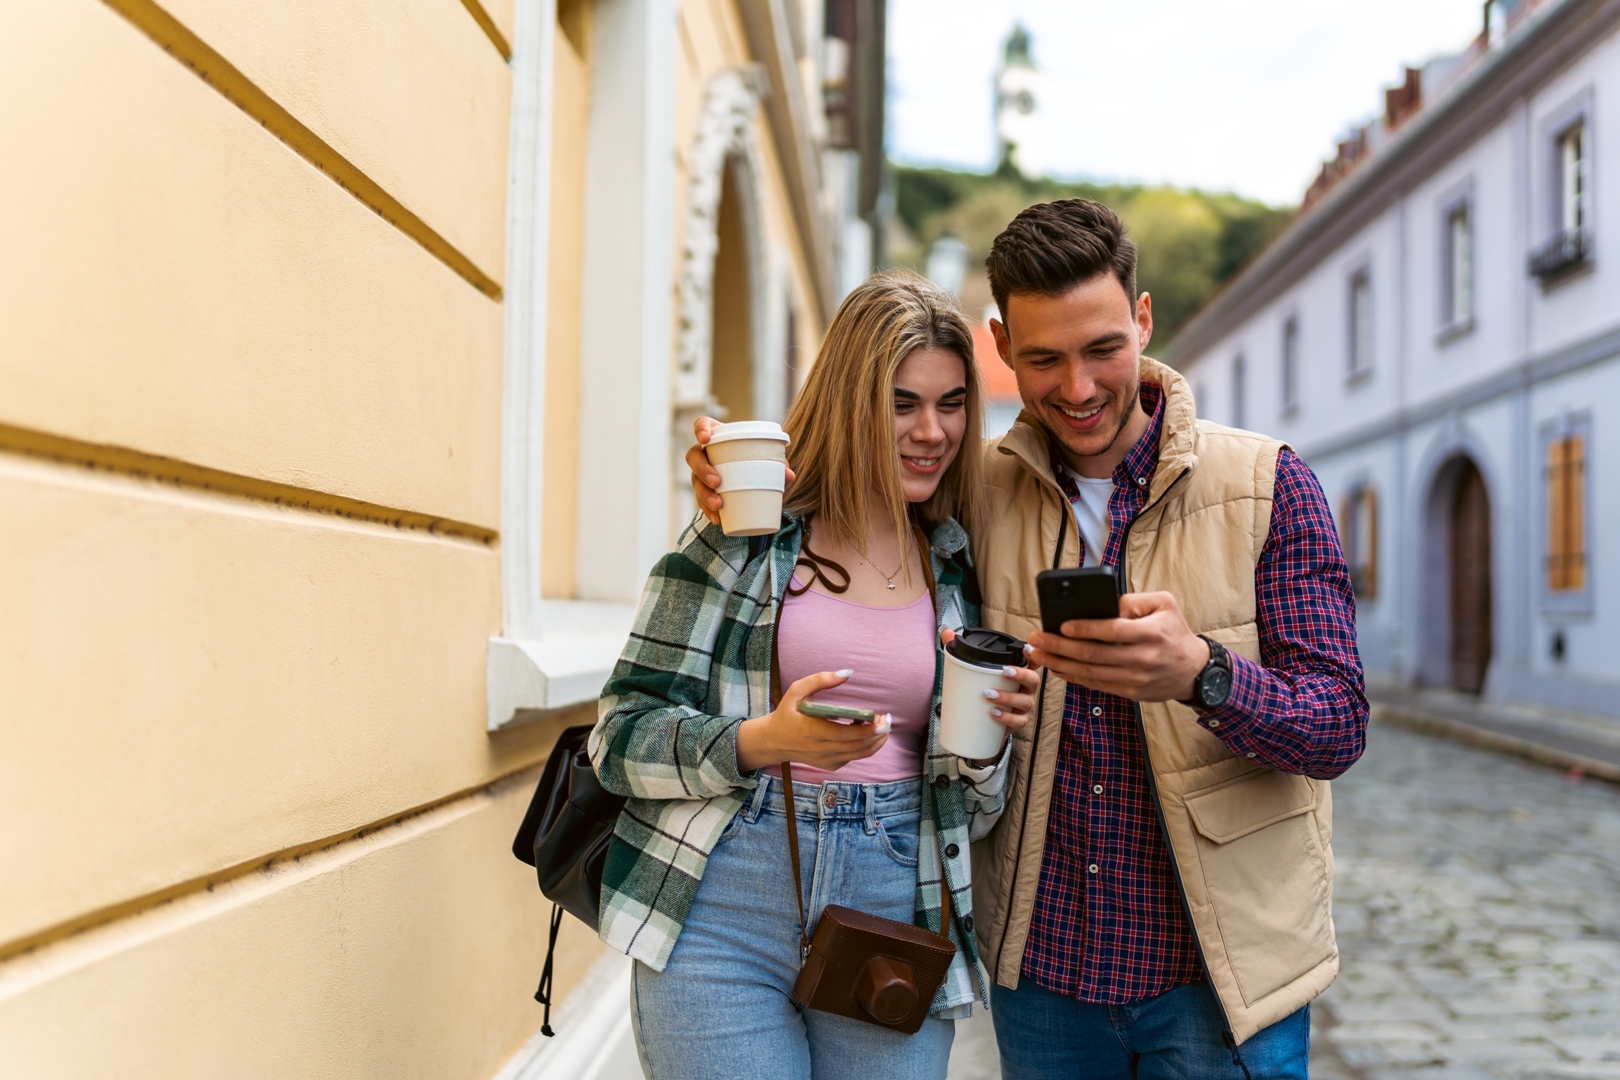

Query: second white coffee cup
939,628,1028,760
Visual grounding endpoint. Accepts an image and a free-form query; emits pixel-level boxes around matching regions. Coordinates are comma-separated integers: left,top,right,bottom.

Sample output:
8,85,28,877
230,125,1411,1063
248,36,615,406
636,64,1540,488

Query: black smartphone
799,700,878,723
1036,566,1120,634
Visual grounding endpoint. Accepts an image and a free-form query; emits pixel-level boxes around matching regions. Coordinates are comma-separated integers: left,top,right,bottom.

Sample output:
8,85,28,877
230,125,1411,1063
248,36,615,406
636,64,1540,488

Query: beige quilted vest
970,357,1338,1044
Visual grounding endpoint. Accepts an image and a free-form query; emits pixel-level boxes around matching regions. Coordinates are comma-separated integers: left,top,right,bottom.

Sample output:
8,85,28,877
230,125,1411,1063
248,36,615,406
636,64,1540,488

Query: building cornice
1162,0,1620,367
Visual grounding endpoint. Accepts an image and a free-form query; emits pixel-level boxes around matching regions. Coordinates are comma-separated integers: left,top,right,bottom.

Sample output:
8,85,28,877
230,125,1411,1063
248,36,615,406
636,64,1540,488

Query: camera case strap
773,521,956,1035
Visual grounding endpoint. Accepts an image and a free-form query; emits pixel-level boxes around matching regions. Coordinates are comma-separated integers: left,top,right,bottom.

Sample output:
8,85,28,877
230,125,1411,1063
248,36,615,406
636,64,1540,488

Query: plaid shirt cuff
957,738,1011,795
1189,652,1265,755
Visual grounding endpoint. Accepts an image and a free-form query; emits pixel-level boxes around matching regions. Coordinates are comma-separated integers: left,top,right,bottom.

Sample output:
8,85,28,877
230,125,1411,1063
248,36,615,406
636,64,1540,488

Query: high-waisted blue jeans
629,775,955,1080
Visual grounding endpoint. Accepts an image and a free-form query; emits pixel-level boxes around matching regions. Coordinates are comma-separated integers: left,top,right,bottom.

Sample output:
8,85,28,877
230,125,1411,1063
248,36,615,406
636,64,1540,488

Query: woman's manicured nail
835,669,855,678
1022,643,1035,656
1002,666,1020,678
983,688,1001,700
991,708,1004,718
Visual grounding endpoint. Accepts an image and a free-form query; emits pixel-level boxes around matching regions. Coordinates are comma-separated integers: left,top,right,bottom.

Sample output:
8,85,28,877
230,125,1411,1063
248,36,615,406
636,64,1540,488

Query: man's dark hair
985,199,1137,319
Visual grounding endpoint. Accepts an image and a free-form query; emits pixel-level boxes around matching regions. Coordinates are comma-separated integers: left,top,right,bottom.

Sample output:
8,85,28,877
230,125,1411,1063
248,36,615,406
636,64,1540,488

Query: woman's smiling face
892,345,969,505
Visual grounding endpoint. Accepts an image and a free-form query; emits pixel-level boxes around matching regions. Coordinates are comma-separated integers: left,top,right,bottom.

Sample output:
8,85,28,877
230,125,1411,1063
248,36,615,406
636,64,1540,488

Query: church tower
995,24,1045,178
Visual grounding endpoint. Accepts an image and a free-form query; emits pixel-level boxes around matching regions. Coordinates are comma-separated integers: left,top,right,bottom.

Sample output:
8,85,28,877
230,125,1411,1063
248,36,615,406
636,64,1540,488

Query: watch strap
1181,635,1230,709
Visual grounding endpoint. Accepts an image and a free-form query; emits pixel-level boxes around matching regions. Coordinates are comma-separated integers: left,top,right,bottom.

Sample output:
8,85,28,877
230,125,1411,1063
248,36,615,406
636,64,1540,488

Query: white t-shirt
1065,470,1115,567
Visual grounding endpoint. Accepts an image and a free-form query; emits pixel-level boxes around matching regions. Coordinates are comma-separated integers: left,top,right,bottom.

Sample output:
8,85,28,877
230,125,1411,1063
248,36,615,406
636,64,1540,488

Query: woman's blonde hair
783,269,984,558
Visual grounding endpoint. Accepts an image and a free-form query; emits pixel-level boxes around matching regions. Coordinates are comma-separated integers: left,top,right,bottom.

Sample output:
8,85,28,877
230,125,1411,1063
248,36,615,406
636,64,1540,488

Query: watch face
1201,666,1233,707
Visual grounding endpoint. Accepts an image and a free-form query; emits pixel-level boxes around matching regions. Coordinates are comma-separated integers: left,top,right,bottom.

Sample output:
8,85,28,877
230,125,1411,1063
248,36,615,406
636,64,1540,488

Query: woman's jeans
991,976,1310,1080
630,775,955,1080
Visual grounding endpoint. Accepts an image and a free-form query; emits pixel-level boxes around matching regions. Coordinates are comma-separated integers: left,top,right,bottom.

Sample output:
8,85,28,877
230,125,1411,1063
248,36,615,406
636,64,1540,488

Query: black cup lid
946,627,1026,667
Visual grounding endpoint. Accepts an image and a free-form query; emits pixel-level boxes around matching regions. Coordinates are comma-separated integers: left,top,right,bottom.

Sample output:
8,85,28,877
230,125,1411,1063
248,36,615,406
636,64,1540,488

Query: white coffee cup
939,628,1028,760
706,421,791,536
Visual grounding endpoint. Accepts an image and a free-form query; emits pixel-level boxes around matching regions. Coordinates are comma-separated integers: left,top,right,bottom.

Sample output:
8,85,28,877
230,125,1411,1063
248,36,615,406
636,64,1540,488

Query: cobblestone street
947,721,1620,1079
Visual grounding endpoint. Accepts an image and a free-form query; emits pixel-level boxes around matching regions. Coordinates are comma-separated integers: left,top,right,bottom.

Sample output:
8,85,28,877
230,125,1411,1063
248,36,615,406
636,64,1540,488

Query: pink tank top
767,576,937,785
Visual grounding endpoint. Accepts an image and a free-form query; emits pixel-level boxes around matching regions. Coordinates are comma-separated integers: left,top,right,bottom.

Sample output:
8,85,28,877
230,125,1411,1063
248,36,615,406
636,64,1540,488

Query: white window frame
1230,353,1246,430
1346,262,1373,382
1559,122,1587,235
1279,314,1299,417
1439,191,1474,339
487,0,677,731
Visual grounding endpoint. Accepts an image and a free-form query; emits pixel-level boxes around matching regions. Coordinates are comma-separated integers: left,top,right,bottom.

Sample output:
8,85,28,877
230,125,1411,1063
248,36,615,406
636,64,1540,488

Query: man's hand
686,416,797,526
1027,591,1209,703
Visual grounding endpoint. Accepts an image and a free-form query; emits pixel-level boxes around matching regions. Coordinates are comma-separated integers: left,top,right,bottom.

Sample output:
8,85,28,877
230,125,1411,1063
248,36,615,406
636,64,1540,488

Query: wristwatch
1183,635,1232,710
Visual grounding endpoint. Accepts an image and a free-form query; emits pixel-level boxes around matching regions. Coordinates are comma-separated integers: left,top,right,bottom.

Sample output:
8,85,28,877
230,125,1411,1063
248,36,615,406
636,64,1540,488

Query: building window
1231,354,1246,429
1339,486,1379,600
1546,431,1586,593
1280,317,1299,415
1560,123,1587,234
1348,269,1372,378
1530,116,1593,281
1443,202,1473,328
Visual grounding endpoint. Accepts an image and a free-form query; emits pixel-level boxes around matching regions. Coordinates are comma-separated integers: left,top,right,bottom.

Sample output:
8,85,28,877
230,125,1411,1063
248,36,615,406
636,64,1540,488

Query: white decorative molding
493,951,643,1080
499,0,559,644
674,66,770,410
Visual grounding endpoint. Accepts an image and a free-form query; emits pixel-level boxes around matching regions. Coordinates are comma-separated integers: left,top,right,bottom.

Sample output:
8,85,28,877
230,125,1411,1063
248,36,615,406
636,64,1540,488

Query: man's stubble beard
1039,378,1142,468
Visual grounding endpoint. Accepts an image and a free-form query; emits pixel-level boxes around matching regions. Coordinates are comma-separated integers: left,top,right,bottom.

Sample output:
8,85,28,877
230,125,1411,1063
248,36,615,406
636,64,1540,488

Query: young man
687,199,1365,1078
965,199,1364,1079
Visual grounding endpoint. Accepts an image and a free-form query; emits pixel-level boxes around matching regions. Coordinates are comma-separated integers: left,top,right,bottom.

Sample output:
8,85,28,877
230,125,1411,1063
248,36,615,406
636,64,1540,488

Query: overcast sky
889,0,1488,205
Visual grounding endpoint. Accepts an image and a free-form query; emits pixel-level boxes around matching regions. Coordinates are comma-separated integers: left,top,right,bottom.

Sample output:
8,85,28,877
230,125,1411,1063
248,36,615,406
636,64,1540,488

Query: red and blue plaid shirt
1020,383,1367,1003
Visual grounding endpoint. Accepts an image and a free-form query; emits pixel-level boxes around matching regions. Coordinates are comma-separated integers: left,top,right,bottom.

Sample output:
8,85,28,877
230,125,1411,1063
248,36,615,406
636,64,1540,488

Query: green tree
892,165,1290,349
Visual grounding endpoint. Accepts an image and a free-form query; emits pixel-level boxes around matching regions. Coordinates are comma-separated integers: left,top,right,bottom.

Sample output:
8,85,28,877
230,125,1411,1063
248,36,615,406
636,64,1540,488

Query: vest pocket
1183,770,1335,1006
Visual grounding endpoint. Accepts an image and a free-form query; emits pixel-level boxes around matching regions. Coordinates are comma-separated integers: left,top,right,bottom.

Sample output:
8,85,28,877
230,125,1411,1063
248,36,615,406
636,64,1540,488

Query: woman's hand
941,627,1041,766
736,669,889,773
687,416,797,527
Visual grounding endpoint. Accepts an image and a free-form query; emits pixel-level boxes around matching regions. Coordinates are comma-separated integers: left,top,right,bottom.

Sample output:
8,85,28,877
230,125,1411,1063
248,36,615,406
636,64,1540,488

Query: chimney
1384,68,1422,131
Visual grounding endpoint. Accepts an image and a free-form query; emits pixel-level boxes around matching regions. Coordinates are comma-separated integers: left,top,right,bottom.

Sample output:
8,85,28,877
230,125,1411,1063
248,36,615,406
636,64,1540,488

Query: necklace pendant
886,581,897,590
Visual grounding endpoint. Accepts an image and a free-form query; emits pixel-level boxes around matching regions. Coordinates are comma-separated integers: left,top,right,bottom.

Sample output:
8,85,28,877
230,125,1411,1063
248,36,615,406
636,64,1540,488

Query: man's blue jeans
991,978,1310,1079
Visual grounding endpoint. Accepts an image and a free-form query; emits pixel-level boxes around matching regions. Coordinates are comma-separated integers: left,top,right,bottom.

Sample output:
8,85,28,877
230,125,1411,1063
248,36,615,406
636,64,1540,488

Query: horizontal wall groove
460,0,513,60
100,0,504,301
0,422,498,544
0,760,548,971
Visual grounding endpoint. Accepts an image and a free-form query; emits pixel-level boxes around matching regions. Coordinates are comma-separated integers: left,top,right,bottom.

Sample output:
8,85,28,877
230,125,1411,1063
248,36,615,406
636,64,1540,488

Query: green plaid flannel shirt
591,513,1009,1017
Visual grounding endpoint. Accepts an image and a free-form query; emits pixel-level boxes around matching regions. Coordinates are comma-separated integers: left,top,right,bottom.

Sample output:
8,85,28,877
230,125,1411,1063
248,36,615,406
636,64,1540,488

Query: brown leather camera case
792,903,957,1034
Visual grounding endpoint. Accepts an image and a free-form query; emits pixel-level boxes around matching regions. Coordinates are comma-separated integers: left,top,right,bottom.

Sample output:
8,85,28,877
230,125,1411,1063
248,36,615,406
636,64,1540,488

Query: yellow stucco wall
1,0,830,1073
0,0,569,1073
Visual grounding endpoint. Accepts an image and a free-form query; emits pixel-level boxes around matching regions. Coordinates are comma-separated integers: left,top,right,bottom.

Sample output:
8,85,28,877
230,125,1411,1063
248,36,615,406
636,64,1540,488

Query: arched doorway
1447,459,1492,693
1420,452,1495,693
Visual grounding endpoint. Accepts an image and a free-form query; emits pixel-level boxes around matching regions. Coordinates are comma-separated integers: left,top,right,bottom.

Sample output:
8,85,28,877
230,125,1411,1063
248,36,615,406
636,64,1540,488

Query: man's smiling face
991,273,1155,479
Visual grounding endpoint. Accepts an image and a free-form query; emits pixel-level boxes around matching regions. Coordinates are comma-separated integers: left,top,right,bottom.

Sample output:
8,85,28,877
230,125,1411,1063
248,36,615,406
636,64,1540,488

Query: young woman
590,271,1041,1080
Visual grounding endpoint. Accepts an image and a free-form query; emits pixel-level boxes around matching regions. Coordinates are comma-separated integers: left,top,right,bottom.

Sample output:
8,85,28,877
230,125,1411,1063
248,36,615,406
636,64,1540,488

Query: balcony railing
1528,228,1591,281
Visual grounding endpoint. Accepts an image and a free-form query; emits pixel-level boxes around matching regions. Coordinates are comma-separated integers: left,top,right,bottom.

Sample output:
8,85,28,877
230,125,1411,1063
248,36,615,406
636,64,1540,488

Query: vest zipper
993,485,1071,976
1115,467,1249,1057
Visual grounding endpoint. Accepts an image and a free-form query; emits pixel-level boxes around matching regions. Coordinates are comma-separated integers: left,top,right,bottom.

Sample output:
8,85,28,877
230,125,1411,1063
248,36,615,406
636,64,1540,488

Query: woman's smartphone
1036,567,1120,634
798,700,878,723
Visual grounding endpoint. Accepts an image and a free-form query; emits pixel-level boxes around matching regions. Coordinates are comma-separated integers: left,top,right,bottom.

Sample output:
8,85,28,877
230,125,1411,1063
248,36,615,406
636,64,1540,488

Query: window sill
486,600,636,732
1541,590,1594,617
1436,316,1475,345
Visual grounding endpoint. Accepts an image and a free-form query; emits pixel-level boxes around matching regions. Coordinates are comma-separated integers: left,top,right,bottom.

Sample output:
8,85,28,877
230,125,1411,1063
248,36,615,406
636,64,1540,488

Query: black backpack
511,724,627,1035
